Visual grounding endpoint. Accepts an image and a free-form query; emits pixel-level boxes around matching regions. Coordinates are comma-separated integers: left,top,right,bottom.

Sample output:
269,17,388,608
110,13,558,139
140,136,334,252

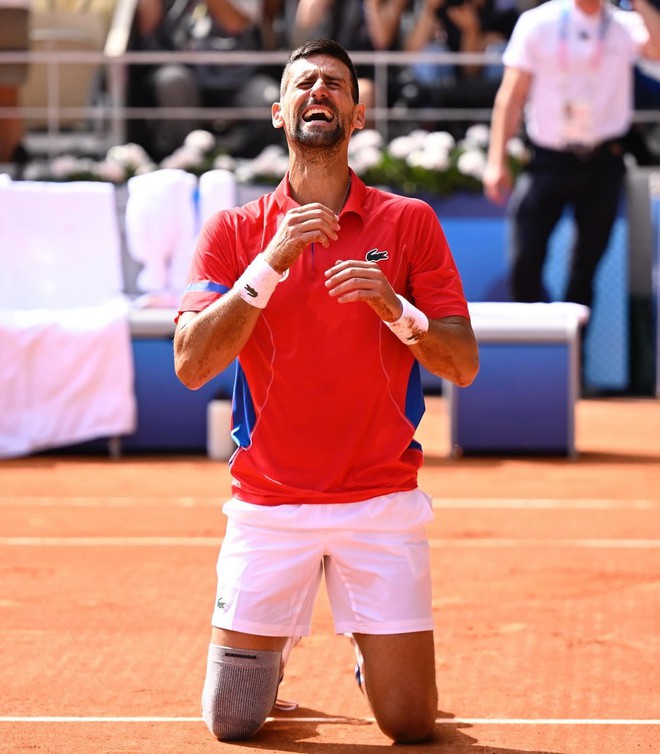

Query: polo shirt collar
273,169,366,219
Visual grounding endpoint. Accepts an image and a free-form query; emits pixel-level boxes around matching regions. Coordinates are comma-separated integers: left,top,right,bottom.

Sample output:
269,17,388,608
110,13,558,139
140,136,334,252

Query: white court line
433,498,660,510
0,537,222,546
1,716,658,725
0,497,657,510
429,539,660,549
0,537,659,548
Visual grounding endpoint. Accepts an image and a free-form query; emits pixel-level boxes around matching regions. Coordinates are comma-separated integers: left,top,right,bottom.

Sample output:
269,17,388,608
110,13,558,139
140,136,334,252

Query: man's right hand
483,161,512,206
264,203,341,273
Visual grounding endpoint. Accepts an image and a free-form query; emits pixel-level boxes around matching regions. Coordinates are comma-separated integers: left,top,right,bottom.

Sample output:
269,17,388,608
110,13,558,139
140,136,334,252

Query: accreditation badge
561,99,595,147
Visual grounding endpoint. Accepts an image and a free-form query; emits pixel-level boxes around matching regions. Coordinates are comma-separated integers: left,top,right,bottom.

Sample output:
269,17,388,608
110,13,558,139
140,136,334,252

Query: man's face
273,54,364,150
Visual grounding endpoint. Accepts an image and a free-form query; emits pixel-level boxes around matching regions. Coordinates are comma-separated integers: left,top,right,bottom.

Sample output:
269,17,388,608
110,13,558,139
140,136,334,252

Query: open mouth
302,107,334,123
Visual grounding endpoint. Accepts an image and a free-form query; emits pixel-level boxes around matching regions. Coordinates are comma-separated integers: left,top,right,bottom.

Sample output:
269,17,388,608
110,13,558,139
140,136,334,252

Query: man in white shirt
483,0,660,309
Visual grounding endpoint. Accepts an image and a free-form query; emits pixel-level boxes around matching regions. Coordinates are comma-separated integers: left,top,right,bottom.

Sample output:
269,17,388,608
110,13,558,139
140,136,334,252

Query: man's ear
272,102,284,129
352,103,366,131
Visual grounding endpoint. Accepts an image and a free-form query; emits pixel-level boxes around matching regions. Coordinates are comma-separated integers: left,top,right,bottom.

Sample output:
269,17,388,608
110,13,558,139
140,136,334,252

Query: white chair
124,169,199,301
0,180,136,458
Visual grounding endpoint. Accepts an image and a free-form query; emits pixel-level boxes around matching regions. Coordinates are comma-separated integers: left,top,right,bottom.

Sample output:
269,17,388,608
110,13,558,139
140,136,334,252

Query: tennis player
174,38,479,744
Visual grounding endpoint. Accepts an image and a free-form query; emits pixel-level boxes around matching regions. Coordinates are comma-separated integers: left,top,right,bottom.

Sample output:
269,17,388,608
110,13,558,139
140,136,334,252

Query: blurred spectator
400,0,518,126
286,0,409,109
0,0,31,167
483,0,660,316
128,0,282,160
622,0,660,163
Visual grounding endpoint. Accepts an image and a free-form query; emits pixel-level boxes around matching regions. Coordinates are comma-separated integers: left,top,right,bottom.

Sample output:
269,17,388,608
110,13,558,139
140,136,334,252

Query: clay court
1,396,659,754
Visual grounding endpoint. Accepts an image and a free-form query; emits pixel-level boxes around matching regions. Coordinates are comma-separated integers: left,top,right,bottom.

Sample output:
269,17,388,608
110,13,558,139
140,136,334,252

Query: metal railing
2,45,660,158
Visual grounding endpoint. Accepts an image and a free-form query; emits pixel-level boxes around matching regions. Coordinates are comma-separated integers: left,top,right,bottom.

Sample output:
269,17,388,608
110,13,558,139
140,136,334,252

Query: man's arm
174,202,341,390
633,0,660,59
324,260,479,388
410,316,479,388
364,0,409,51
174,296,261,391
483,65,531,205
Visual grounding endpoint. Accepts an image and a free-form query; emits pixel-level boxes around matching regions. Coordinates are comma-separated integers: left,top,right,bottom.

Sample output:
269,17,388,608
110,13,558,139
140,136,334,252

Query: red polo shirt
179,171,469,505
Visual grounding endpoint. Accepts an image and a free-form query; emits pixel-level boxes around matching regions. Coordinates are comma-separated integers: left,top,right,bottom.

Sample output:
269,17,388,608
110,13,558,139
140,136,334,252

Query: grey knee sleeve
201,644,282,741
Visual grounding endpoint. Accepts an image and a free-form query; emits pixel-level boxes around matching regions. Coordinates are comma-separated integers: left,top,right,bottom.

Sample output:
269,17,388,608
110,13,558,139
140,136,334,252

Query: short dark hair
280,38,360,104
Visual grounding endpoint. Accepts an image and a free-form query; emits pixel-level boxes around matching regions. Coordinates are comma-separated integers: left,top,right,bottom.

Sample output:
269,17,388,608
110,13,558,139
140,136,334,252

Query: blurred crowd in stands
2,0,660,167
126,0,530,160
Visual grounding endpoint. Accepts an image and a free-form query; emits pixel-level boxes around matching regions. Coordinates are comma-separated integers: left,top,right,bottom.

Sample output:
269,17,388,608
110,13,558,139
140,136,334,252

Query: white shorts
211,488,435,636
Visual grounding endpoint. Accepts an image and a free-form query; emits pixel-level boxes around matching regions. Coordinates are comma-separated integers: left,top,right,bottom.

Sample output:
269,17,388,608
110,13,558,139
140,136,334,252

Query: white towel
0,179,136,457
124,169,197,295
0,298,136,458
0,180,124,310
198,169,237,225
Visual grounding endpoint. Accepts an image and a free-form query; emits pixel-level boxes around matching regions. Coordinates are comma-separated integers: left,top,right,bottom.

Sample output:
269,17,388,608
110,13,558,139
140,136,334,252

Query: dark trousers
507,143,626,308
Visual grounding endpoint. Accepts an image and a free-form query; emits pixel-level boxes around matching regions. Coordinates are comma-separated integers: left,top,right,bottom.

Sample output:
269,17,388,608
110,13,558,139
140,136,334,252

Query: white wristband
385,295,429,345
234,255,285,309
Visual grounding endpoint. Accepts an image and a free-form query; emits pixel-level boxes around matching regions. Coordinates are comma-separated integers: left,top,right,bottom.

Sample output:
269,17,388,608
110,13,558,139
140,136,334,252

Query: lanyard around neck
558,2,612,71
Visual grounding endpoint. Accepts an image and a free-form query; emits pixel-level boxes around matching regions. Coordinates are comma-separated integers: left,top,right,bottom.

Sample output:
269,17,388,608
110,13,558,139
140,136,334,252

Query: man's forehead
289,55,349,81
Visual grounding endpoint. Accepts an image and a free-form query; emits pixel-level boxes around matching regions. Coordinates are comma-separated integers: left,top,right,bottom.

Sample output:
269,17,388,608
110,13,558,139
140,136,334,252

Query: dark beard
292,121,345,150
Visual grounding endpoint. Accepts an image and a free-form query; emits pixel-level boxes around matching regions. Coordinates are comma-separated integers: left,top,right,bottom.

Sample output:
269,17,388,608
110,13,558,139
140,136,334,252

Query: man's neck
287,154,351,214
573,0,604,16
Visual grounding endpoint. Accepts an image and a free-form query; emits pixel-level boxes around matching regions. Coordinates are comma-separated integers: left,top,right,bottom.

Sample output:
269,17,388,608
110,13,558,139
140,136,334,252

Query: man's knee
201,644,281,741
376,703,437,744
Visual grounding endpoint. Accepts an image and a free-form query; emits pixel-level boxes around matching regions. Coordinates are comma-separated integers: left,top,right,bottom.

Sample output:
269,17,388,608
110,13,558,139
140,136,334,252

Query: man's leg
508,169,567,302
352,631,438,744
567,159,624,308
201,628,289,741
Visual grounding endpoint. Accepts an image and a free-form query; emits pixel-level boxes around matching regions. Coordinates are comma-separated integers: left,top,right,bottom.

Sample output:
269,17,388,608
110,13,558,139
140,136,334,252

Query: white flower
75,158,99,175
234,163,256,184
409,129,431,147
134,162,158,176
106,143,151,171
161,146,204,170
50,155,81,178
23,162,50,181
349,128,384,155
457,149,487,180
428,148,452,171
406,148,450,172
213,154,237,171
388,135,415,160
183,129,216,154
96,160,127,183
350,145,383,174
463,124,490,148
249,145,288,178
423,131,455,152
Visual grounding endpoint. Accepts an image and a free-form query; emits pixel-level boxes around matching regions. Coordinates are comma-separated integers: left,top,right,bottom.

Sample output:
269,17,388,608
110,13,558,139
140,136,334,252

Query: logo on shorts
216,598,227,610
365,248,388,262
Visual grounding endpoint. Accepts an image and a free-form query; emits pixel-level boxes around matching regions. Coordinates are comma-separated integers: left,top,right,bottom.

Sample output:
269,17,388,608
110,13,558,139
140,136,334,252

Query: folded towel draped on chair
0,180,136,457
125,168,238,299
124,169,198,295
198,169,237,225
0,300,136,457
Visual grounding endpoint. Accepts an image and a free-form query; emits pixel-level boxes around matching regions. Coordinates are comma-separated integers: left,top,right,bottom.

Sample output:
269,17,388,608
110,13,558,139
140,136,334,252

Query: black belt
532,138,625,161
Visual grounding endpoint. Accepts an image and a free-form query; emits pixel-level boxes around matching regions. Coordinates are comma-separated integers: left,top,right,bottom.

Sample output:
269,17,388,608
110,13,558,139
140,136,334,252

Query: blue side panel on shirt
231,363,256,448
405,361,425,451
186,281,230,294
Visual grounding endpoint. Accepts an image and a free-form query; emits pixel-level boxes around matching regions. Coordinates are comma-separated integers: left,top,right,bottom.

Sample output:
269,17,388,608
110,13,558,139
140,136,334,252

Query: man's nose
310,77,329,98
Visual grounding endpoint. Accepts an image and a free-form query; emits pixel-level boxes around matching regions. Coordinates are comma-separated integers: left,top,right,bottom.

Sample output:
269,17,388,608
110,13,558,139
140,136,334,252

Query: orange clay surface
0,396,659,754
